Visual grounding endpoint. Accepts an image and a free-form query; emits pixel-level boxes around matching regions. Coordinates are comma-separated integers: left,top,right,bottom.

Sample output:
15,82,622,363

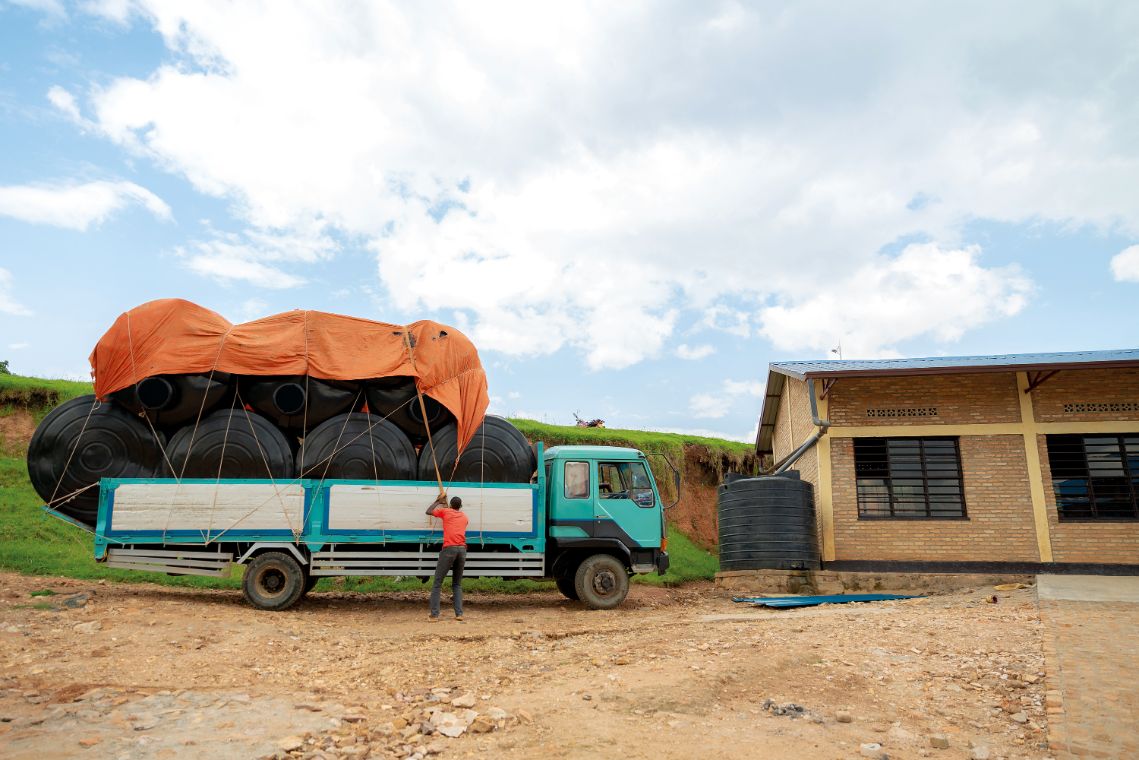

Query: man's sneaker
455,614,464,622
428,615,440,622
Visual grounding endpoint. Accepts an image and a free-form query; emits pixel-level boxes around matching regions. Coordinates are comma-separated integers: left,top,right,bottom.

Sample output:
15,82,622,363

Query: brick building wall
764,366,1139,567
1031,368,1139,422
826,373,1021,426
830,434,1039,561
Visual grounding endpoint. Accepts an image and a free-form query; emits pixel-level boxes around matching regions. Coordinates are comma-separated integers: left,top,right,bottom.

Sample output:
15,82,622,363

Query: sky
1,1,1137,443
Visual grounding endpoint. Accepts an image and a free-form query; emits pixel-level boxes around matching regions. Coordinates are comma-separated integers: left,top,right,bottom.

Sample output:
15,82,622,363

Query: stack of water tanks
27,372,533,528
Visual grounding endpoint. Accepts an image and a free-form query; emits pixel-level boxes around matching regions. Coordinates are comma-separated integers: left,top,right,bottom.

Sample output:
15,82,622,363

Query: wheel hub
592,570,616,595
259,568,286,595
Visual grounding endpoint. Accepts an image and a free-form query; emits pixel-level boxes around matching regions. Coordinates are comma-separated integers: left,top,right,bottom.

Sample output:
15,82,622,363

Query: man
426,493,468,621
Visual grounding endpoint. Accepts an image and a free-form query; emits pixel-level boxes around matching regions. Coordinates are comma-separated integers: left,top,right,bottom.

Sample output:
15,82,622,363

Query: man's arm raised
426,493,447,516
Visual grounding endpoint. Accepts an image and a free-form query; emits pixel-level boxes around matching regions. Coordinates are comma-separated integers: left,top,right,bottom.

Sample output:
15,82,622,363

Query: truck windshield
598,461,655,507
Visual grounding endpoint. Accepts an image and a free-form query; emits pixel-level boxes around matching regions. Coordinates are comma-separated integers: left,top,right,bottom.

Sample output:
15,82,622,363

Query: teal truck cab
79,443,674,611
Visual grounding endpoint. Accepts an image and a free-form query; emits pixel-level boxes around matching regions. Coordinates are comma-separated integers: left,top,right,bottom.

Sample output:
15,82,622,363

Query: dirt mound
0,409,35,456
667,444,757,549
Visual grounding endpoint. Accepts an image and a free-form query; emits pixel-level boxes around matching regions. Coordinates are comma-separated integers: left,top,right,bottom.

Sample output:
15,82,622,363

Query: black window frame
853,436,968,520
1045,434,1139,522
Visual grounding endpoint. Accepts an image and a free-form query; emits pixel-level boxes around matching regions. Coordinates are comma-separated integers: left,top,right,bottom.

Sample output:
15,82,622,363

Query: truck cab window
598,461,655,508
564,461,590,499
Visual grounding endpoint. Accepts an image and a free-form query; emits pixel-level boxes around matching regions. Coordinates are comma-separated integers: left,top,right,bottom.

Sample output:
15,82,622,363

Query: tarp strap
403,328,445,498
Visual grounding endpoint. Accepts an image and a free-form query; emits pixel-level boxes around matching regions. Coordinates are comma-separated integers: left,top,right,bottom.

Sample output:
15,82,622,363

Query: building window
1046,434,1139,521
853,437,967,519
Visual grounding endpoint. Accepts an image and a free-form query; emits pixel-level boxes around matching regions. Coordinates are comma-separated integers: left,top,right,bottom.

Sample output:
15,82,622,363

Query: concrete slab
1037,574,1139,602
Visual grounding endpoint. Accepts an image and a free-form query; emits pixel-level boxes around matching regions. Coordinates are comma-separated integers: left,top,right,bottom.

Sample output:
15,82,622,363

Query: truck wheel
574,554,629,610
303,573,319,594
242,552,306,611
555,567,579,601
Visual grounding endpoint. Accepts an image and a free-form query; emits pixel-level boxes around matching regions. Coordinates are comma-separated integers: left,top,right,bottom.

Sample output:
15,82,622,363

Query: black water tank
26,394,163,527
718,475,819,571
417,415,534,483
297,412,416,480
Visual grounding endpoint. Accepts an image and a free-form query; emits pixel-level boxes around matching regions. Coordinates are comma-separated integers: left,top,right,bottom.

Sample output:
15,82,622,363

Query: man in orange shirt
426,493,469,621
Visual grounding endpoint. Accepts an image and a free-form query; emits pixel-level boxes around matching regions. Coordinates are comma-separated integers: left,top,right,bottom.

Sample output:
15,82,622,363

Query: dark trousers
429,545,466,617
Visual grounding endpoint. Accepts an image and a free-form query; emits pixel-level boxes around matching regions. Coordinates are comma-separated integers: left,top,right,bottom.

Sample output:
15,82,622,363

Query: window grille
1045,434,1139,521
853,437,966,519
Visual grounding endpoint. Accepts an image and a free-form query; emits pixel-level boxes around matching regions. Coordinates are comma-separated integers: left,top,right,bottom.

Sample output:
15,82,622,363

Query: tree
0,359,9,375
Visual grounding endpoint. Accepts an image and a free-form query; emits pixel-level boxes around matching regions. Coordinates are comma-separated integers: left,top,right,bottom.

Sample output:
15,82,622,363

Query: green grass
0,373,93,418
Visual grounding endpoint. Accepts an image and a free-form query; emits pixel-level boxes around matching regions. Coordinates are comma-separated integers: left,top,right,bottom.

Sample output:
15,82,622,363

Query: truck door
593,460,661,548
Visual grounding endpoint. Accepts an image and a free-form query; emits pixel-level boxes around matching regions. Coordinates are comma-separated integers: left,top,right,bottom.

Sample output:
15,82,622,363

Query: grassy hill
0,373,750,590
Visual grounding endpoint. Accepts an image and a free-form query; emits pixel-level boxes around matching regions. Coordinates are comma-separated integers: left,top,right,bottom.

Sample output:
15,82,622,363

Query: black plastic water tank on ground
241,376,361,433
297,412,416,480
718,475,820,571
417,415,534,483
364,376,454,444
26,394,163,527
110,372,233,428
163,408,296,479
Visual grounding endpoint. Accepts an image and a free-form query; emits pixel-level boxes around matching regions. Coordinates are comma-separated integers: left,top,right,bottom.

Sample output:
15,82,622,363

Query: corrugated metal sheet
732,593,921,608
771,348,1139,380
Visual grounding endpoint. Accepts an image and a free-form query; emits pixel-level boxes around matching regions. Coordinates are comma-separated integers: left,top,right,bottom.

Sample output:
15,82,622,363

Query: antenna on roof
830,342,842,360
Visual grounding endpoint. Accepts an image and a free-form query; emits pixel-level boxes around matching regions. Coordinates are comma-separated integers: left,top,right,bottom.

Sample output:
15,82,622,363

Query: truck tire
242,551,306,611
574,554,629,610
303,574,319,594
555,568,580,601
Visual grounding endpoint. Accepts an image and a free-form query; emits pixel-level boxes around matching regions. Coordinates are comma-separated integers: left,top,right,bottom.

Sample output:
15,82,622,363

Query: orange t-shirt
432,508,469,547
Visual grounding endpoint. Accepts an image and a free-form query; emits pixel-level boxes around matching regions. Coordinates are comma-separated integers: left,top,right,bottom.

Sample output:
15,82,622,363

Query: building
755,349,1139,572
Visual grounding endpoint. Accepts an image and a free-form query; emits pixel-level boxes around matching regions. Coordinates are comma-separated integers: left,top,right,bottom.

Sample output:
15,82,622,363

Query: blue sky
1,1,1138,442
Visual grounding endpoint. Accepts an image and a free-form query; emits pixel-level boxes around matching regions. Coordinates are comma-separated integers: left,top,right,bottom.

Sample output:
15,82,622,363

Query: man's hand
426,493,447,516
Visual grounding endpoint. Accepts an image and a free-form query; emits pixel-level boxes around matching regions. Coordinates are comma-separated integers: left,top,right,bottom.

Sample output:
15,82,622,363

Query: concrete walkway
1037,575,1139,759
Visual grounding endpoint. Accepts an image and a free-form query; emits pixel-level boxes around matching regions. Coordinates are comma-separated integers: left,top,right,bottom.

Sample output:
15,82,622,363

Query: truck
55,443,677,611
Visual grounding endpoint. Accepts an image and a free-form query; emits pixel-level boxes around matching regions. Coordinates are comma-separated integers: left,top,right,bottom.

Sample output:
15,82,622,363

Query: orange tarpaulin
89,299,490,452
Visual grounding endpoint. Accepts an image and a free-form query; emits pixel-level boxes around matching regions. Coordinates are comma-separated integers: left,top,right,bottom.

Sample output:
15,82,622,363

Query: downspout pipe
770,378,831,475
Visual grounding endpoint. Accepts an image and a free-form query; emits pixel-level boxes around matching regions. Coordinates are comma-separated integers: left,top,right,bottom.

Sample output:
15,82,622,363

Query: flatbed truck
55,443,675,611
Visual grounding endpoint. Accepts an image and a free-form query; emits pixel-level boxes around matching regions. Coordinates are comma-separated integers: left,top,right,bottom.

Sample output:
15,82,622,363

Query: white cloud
177,225,336,289
758,243,1031,357
68,3,1139,366
689,378,765,419
80,0,135,24
1110,245,1139,283
46,86,83,122
8,0,66,20
0,268,33,316
0,180,170,230
723,379,764,397
676,343,715,360
8,342,29,349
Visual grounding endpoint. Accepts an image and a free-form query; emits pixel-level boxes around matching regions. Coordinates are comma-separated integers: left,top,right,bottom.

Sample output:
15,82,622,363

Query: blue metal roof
771,348,1139,380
